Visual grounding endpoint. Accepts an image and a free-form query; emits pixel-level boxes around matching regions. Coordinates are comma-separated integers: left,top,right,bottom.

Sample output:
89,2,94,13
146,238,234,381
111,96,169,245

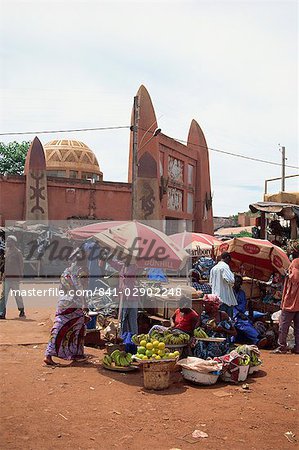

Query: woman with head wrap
44,248,90,365
193,294,236,359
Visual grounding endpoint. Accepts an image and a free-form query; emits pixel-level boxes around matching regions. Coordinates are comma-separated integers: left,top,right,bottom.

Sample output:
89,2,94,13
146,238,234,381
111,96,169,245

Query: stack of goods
235,344,262,372
214,351,251,383
103,350,132,368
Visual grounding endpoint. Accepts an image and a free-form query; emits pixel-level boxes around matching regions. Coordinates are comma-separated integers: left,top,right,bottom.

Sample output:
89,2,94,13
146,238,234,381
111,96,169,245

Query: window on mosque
168,156,184,182
47,170,66,178
188,164,194,185
187,192,194,214
69,171,78,178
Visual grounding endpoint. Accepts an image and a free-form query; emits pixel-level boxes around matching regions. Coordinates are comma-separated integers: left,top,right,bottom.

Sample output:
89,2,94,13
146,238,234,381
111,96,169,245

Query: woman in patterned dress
44,251,89,366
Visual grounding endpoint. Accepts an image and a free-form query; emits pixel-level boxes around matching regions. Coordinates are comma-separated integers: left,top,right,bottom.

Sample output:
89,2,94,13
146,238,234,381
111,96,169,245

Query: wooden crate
242,279,260,299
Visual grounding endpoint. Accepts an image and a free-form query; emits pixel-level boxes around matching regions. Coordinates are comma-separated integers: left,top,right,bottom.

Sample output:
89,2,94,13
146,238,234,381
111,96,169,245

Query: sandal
271,347,287,354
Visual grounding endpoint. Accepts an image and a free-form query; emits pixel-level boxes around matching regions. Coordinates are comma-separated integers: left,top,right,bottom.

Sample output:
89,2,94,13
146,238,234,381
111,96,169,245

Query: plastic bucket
182,368,219,385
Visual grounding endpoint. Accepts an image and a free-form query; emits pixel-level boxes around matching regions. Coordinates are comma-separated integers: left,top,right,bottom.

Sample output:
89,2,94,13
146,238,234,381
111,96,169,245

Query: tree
0,141,30,175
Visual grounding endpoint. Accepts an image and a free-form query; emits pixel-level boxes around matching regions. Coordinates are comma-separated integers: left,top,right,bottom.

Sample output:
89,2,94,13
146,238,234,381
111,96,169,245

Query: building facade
0,86,213,233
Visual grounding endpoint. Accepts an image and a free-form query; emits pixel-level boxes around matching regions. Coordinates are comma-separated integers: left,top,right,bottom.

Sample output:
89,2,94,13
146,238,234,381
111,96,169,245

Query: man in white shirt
209,252,236,317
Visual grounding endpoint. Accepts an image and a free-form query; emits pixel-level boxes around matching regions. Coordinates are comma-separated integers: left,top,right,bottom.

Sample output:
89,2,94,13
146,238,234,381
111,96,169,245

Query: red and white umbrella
92,221,189,270
69,221,127,240
170,231,221,257
215,237,290,281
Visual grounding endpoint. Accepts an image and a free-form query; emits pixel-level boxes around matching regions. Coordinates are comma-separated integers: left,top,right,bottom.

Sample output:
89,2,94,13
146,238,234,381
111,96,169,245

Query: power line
139,126,299,169
1,123,298,170
175,137,299,169
0,125,130,136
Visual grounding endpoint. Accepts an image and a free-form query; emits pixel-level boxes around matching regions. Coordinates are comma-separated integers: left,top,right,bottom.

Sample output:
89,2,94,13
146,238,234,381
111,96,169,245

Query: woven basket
142,360,176,390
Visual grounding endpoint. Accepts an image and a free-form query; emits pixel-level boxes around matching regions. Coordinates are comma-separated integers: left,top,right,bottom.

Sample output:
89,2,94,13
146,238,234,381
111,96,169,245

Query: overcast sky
0,0,298,217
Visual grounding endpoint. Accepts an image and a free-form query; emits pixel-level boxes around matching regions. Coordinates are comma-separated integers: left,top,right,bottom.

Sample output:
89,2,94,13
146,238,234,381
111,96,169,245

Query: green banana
110,349,120,362
103,355,112,366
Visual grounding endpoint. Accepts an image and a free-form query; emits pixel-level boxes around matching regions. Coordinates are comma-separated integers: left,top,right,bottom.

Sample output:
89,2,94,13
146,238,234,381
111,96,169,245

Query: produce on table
132,330,190,346
194,327,209,338
133,345,180,361
235,345,262,366
103,350,132,367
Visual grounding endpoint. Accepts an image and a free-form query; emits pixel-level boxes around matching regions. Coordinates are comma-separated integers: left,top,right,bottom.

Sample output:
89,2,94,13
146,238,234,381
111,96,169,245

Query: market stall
215,236,290,313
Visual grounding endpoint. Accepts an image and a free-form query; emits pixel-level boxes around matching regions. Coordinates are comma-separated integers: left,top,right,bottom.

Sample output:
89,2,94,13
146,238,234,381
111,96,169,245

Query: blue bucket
86,312,98,330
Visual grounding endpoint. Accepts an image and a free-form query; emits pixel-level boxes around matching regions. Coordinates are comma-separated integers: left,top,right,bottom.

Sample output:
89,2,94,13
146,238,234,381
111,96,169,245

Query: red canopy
69,221,127,240
215,237,290,281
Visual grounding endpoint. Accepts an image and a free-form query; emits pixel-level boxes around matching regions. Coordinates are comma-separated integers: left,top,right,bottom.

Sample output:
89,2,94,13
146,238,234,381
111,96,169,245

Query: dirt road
0,307,298,450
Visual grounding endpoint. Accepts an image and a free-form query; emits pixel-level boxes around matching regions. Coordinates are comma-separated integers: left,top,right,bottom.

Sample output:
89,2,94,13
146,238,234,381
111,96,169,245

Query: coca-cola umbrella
170,231,221,257
214,237,290,281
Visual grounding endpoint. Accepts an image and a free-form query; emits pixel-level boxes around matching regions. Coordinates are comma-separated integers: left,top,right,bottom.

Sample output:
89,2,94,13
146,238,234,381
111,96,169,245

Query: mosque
0,86,214,234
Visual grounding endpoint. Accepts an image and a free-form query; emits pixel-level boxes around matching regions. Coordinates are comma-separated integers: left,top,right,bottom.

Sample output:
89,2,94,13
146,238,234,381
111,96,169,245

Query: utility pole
281,146,286,192
131,96,139,220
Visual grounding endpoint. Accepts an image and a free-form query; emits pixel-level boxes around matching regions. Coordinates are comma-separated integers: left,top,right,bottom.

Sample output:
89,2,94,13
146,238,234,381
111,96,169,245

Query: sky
0,0,298,217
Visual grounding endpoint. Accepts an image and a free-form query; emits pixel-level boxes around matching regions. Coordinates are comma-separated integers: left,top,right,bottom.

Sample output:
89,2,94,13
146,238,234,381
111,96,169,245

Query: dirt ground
0,307,298,450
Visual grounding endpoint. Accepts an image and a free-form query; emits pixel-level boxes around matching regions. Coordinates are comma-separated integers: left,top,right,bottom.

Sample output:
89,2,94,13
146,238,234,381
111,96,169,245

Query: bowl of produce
102,350,138,372
131,331,189,361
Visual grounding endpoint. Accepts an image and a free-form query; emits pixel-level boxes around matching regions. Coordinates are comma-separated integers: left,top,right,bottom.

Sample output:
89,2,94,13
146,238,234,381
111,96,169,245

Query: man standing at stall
273,241,299,354
0,235,25,319
209,252,236,317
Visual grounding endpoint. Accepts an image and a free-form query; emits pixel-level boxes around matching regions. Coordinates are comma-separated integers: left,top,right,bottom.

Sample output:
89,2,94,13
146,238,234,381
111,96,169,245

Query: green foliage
235,230,253,238
230,215,239,226
0,141,30,175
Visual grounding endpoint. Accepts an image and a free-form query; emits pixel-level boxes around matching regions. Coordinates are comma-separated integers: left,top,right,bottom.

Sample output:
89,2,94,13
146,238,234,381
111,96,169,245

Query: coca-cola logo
219,243,229,253
243,244,260,255
273,254,283,269
246,267,264,279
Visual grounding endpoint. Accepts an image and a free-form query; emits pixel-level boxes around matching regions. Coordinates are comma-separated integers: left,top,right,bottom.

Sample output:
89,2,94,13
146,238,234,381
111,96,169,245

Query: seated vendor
193,295,236,359
149,296,198,336
233,275,268,348
233,275,247,315
170,296,199,334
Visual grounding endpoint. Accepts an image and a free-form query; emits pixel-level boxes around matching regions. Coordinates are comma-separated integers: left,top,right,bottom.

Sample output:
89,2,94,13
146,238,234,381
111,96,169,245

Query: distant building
213,216,237,231
0,86,214,234
238,211,258,228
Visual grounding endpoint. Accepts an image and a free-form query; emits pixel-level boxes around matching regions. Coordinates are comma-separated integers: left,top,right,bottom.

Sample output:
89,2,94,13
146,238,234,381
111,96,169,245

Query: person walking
0,235,25,319
273,242,299,354
209,252,236,317
44,249,90,365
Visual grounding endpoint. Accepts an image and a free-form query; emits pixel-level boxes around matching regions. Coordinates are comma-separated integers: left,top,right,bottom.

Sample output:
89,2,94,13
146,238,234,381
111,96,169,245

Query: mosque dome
44,139,103,180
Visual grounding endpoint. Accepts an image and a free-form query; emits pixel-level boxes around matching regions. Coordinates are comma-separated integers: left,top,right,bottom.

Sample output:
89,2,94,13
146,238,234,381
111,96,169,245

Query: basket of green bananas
102,349,137,372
